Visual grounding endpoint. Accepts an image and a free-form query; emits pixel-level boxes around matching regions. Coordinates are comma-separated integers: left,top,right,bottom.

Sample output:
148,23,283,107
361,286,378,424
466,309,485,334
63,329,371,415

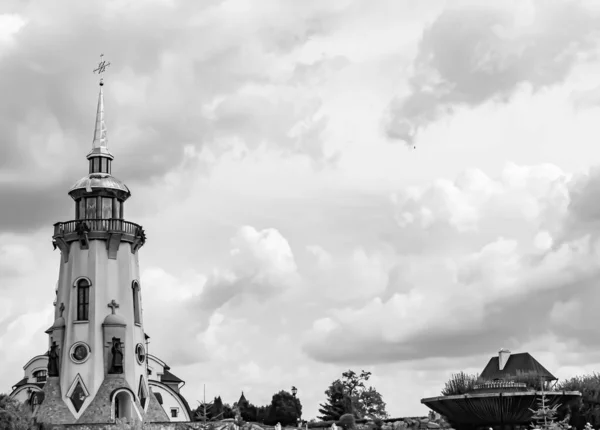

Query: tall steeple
92,81,109,152
88,54,113,174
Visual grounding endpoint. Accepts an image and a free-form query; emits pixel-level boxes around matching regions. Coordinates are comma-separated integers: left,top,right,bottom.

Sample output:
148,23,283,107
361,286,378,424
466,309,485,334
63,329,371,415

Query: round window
70,342,91,364
135,343,145,364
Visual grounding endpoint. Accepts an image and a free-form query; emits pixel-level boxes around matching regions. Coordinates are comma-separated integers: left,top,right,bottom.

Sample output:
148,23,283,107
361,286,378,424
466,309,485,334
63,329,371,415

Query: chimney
498,348,511,370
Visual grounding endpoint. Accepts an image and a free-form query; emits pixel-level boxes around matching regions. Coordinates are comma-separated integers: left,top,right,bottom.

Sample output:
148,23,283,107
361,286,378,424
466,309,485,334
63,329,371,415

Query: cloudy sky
3,0,600,420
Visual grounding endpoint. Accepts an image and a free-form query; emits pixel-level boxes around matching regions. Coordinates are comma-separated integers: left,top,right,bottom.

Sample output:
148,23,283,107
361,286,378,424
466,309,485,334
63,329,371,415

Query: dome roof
70,173,130,194
52,317,65,328
103,313,126,326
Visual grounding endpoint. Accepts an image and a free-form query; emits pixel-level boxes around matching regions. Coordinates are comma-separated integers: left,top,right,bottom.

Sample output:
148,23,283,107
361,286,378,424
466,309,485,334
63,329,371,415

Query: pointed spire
88,54,113,164
92,82,108,150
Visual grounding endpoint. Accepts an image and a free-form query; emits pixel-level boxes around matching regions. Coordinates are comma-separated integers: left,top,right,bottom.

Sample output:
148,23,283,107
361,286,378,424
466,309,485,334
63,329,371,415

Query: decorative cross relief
59,302,65,317
107,299,120,314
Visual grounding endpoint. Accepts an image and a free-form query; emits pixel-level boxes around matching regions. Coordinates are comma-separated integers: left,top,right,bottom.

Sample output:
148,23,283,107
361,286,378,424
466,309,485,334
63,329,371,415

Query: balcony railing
53,219,142,237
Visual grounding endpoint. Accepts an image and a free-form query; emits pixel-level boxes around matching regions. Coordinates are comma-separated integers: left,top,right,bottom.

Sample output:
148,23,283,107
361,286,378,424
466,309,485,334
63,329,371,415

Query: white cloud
303,162,600,365
0,14,26,45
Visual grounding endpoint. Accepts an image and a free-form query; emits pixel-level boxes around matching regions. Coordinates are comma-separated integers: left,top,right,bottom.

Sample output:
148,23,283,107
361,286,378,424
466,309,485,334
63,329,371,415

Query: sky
2,0,600,421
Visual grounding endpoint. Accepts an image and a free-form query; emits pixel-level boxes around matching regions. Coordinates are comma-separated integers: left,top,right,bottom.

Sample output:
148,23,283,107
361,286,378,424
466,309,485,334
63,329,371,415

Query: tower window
132,281,141,325
171,408,179,418
86,197,97,220
76,279,90,321
101,197,113,220
78,199,85,220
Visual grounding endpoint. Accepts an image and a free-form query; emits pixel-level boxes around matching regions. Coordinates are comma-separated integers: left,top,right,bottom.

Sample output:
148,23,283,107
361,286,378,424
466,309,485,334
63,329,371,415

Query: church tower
37,59,164,424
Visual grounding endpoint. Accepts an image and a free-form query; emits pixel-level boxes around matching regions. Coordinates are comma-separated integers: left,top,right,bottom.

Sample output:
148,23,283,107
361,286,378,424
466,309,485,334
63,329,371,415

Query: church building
8,60,192,424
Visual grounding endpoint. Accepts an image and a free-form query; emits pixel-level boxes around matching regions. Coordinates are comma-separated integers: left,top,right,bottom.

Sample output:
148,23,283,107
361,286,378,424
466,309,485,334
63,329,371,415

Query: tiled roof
480,352,556,381
161,369,184,384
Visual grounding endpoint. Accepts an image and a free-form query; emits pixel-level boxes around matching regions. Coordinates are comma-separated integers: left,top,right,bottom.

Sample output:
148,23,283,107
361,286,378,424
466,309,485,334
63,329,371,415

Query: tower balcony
52,219,146,261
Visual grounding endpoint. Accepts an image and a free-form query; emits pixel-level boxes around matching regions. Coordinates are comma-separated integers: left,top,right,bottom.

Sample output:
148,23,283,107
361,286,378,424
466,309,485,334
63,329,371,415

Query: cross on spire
93,53,111,85
59,302,65,317
107,299,120,315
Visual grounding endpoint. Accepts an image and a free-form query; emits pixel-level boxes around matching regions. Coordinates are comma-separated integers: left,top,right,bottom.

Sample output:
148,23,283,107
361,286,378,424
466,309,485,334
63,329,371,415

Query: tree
265,390,302,426
319,370,388,420
256,405,270,424
222,403,235,419
0,394,33,430
356,387,388,419
212,396,225,421
195,400,213,422
318,380,347,421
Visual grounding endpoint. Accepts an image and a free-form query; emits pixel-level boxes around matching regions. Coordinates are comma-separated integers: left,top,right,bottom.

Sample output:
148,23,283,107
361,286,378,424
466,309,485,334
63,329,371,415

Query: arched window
31,392,41,412
76,279,90,321
33,369,47,382
132,281,141,325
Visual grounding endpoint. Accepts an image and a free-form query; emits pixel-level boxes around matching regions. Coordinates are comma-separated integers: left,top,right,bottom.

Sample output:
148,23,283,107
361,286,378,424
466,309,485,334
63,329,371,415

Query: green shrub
441,372,479,396
339,414,356,430
557,373,600,429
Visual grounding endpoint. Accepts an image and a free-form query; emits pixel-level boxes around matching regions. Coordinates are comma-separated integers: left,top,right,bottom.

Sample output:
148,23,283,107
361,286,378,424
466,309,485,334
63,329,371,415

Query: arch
132,281,141,325
72,276,92,286
148,380,192,421
110,387,142,422
73,277,92,321
11,384,43,400
30,391,44,413
23,355,48,371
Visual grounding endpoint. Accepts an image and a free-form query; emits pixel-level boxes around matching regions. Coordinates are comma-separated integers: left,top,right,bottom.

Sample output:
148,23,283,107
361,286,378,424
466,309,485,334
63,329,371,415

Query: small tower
41,57,152,424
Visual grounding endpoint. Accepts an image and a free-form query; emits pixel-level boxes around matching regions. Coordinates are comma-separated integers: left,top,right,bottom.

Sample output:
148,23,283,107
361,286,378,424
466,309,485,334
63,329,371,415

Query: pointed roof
88,81,113,160
238,391,248,404
480,352,556,381
161,369,184,384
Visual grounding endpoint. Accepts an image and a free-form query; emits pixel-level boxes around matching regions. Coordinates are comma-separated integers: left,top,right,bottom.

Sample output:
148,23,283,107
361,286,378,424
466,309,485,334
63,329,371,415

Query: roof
12,377,28,389
238,391,248,404
480,352,556,381
70,173,130,194
149,380,192,421
161,369,183,384
176,391,193,418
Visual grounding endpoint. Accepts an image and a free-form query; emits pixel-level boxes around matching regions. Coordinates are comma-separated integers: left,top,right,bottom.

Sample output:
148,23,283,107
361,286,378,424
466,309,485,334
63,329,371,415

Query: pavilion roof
480,352,557,381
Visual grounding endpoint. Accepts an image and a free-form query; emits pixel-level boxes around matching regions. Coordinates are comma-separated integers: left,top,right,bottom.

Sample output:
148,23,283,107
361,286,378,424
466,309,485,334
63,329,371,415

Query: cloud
0,0,344,232
197,226,299,313
141,225,299,366
303,162,600,364
384,0,600,144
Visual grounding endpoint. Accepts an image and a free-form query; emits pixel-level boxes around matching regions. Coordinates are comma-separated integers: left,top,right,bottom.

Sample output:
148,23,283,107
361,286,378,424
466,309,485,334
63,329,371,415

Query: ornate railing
53,219,142,237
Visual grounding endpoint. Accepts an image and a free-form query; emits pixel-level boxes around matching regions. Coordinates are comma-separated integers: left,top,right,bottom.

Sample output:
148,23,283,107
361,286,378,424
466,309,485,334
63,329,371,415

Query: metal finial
93,53,111,85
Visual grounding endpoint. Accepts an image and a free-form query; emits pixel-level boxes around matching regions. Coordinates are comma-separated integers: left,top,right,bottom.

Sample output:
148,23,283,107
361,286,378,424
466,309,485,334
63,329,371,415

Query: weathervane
93,53,111,85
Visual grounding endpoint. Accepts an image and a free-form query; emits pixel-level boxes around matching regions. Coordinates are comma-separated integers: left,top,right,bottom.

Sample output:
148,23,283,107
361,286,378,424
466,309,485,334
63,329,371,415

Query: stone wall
35,376,76,425
37,417,450,430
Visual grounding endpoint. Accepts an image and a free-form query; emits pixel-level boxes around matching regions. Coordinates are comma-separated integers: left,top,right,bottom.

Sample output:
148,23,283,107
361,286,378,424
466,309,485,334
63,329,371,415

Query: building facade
9,76,191,424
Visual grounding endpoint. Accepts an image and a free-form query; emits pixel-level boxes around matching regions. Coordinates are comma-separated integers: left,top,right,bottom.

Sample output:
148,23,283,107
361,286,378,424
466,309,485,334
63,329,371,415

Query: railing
53,219,143,237
474,381,527,390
